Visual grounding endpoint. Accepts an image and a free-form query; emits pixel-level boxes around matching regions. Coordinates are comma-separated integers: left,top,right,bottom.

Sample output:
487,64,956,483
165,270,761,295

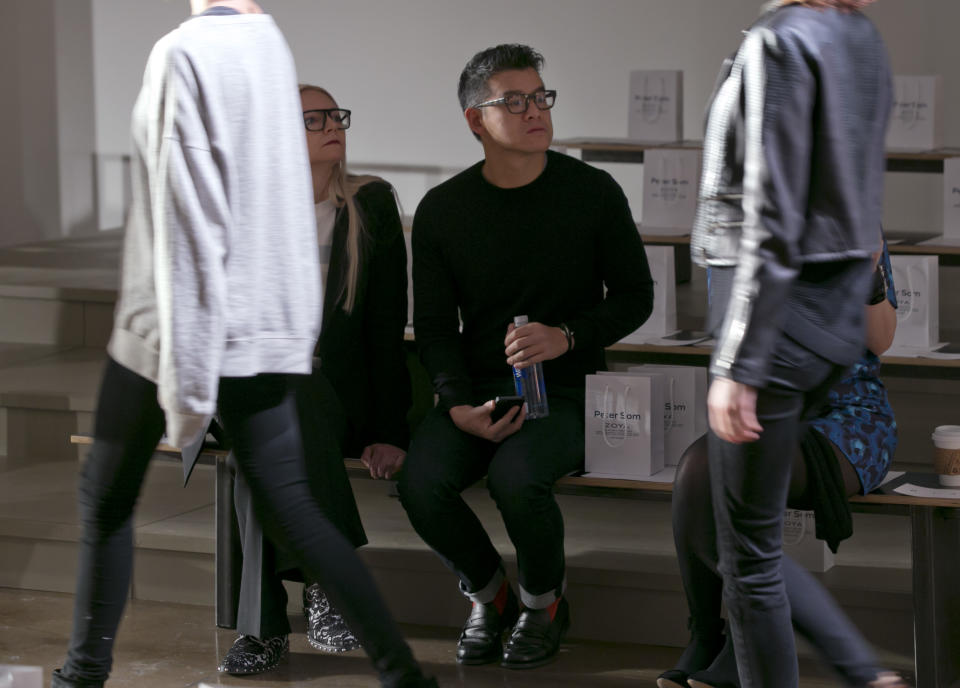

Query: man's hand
449,401,525,442
504,322,568,369
707,377,762,444
360,443,407,480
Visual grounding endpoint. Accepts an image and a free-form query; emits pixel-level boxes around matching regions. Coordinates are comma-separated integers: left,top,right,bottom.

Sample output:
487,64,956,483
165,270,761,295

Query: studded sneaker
218,634,289,675
303,583,362,653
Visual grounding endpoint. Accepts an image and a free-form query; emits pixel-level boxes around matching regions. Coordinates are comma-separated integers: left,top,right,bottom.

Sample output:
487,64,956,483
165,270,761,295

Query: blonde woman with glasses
220,84,416,678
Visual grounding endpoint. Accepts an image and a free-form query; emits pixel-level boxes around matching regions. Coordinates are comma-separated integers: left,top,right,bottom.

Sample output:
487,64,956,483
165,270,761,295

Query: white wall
0,0,96,249
89,0,960,231
0,1,60,247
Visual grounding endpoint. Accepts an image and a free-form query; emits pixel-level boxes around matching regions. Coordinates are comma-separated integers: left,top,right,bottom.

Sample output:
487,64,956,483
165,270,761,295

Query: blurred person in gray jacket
684,1,906,687
51,3,435,687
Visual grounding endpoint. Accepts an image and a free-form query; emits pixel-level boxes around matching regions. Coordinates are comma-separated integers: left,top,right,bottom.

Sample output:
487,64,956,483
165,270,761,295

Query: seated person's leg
219,463,291,676
659,436,725,687
398,406,501,594
486,395,583,669
397,406,511,665
222,370,367,673
293,373,366,653
219,374,429,686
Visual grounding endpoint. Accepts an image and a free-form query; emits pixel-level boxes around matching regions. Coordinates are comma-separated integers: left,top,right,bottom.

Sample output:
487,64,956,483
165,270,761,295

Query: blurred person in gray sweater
51,2,435,687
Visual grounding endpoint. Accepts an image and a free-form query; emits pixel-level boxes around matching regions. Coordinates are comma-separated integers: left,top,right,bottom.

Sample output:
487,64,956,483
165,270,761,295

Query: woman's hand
504,322,568,369
707,377,762,444
361,443,407,480
449,401,525,442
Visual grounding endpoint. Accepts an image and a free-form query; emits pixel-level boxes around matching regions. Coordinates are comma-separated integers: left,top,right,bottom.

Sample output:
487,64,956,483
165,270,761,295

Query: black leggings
57,357,422,688
671,433,878,686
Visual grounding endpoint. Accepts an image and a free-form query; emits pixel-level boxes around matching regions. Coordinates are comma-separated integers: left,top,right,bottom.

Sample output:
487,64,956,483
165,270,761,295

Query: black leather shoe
456,586,520,665
501,597,570,669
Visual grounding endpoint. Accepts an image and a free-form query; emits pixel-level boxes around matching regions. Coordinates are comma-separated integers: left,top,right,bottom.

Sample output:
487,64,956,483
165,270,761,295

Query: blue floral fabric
808,245,898,494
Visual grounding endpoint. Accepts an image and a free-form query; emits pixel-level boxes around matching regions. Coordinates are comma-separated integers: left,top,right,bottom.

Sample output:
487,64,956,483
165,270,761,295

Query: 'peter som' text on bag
584,372,666,480
890,254,939,352
641,148,700,231
885,75,943,151
628,70,683,143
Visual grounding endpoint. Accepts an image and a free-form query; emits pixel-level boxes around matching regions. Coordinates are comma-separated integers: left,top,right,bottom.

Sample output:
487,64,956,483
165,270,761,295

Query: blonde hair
299,84,384,314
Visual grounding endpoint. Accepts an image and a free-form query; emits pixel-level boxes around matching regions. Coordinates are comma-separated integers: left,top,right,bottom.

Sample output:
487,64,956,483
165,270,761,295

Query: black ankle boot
456,585,520,665
50,669,103,688
657,618,725,688
688,633,740,688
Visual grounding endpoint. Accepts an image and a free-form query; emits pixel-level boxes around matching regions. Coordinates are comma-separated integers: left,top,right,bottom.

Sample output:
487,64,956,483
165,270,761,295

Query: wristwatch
867,262,889,306
559,323,575,352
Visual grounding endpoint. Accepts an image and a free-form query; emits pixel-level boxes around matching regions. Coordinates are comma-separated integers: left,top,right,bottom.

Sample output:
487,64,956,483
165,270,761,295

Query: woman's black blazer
315,180,412,456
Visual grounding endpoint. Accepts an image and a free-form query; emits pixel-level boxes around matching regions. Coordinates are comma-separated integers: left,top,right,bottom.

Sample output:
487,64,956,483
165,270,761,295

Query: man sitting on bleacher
397,43,653,670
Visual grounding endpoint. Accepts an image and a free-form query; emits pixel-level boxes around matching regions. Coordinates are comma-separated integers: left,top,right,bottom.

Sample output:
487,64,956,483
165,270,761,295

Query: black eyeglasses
303,108,351,131
472,89,557,115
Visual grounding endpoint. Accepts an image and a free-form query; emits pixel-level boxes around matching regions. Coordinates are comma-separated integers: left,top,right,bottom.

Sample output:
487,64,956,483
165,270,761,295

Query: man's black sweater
412,150,654,409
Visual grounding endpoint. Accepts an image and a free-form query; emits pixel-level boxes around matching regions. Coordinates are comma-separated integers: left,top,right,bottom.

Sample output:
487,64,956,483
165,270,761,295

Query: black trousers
397,392,584,609
56,357,420,687
707,337,859,688
672,433,881,686
233,370,367,639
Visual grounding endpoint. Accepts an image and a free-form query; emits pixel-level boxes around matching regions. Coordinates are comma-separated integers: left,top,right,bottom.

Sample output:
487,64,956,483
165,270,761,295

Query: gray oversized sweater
107,13,320,448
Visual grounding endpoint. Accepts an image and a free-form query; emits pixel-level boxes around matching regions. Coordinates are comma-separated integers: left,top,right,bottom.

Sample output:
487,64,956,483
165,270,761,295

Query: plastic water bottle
512,315,549,419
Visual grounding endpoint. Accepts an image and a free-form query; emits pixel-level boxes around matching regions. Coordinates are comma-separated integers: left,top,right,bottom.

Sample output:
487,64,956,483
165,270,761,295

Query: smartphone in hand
490,395,524,423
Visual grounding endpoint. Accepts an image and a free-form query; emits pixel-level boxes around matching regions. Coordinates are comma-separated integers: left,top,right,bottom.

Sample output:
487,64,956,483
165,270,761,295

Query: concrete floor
0,588,853,688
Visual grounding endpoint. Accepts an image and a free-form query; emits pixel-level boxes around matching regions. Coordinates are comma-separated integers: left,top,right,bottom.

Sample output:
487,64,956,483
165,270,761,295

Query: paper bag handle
641,74,665,124
601,385,629,448
895,261,919,324
897,79,920,129
664,377,676,435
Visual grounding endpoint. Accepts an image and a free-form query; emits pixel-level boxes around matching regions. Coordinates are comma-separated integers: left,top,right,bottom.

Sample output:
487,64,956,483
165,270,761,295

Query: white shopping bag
890,254,939,350
885,75,943,151
584,373,665,479
0,666,42,688
628,70,683,142
642,149,701,231
944,157,960,239
782,509,835,572
628,365,707,466
619,245,677,342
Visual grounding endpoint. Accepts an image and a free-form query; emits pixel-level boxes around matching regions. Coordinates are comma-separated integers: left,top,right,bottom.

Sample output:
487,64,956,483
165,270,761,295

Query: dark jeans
397,393,583,609
234,370,367,639
55,357,421,688
708,337,859,688
673,435,881,686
